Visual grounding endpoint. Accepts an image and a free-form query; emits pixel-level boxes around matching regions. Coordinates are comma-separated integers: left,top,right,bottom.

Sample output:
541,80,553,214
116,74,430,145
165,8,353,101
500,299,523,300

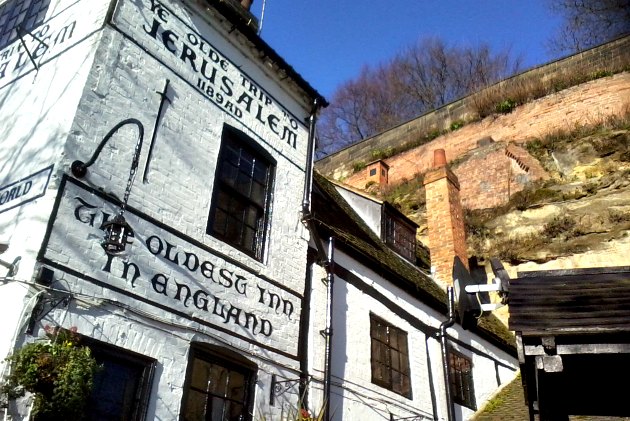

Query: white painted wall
1,0,316,419
307,247,518,421
0,0,109,391
334,185,383,237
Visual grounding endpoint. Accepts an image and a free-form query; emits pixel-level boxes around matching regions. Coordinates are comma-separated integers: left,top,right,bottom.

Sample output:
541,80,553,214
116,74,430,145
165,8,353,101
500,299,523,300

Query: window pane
391,351,400,371
250,181,266,207
448,348,475,409
183,351,254,421
236,170,252,197
191,359,213,390
184,389,208,421
227,371,245,401
208,127,273,260
86,341,155,421
0,0,50,49
389,330,398,349
369,315,411,398
208,365,229,396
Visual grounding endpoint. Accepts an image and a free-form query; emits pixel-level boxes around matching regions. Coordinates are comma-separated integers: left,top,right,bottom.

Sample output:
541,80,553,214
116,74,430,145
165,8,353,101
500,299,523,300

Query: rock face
476,126,630,275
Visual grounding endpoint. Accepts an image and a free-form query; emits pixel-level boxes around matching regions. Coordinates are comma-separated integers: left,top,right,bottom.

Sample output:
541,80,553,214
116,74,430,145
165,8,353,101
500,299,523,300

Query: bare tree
316,38,520,157
546,0,630,54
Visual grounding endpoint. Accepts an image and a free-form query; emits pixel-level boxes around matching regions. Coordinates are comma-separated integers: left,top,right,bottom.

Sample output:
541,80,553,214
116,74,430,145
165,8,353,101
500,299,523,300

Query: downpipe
438,286,456,421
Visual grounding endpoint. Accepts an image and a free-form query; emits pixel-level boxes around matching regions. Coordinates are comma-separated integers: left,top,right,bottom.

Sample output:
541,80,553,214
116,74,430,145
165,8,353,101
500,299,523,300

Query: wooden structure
508,266,630,420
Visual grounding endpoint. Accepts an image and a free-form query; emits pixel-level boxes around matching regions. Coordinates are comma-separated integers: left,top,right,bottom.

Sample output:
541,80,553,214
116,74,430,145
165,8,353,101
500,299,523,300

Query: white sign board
42,177,302,358
0,165,53,214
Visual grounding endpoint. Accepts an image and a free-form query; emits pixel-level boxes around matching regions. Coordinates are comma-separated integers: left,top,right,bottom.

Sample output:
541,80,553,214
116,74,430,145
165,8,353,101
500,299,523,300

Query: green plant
450,119,465,131
495,98,517,114
352,161,366,173
589,70,613,80
1,326,100,421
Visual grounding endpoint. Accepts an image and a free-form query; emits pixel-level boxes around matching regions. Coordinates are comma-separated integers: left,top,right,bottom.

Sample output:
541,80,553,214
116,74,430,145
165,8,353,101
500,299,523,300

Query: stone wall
336,71,630,209
316,36,630,182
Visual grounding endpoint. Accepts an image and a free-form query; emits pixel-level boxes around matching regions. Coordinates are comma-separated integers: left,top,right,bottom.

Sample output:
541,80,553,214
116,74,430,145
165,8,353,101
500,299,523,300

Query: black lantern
100,213,135,255
71,118,145,256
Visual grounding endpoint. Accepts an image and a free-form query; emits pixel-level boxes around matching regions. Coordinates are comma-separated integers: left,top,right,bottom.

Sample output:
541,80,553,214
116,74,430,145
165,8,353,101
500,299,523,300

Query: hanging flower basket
1,326,101,421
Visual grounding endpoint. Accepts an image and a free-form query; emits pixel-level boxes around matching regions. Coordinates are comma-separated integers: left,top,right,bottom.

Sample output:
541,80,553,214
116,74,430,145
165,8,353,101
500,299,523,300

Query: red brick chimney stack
423,149,468,287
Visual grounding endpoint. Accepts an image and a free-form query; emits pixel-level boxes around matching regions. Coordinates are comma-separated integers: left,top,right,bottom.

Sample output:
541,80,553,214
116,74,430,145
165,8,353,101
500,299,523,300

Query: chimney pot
240,0,253,10
434,149,447,168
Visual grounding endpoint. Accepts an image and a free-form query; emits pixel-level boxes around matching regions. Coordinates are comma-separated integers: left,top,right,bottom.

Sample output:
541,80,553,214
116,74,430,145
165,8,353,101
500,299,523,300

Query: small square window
0,0,50,49
369,314,412,398
208,126,274,261
369,168,377,176
448,347,476,410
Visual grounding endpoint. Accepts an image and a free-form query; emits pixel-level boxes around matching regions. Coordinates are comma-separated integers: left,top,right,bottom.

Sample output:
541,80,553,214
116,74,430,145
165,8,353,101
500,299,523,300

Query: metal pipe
298,249,316,408
302,98,319,215
439,286,456,421
322,237,335,421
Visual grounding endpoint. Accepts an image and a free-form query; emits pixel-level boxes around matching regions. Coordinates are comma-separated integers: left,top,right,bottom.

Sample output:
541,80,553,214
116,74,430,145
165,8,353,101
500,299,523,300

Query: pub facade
0,0,324,419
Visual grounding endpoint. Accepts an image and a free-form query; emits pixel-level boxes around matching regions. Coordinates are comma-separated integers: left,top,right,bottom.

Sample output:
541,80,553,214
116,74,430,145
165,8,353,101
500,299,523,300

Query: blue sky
250,1,564,99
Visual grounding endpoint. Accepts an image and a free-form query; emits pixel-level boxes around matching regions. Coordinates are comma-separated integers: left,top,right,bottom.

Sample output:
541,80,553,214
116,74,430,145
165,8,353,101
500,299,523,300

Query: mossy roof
311,171,516,354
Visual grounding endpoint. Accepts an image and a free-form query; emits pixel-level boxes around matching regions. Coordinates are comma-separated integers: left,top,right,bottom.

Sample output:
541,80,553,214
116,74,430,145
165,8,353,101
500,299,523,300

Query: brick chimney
423,149,468,287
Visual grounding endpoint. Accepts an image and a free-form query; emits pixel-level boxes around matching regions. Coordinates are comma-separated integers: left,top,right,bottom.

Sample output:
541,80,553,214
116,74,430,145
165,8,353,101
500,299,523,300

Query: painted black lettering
193,290,209,311
180,44,197,72
161,30,178,54
219,268,233,289
174,281,192,307
121,260,142,287
183,251,199,272
151,273,169,296
163,239,180,264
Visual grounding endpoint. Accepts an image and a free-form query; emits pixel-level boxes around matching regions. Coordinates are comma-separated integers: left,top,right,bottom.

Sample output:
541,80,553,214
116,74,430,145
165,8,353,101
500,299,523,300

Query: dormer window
383,205,417,262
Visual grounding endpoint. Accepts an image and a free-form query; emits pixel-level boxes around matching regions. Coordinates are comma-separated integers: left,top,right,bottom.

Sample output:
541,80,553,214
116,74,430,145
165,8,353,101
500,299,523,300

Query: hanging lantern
101,213,135,256
70,118,145,257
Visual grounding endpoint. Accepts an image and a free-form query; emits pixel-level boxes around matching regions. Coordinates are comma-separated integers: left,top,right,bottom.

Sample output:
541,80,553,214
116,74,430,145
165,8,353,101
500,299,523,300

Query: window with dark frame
448,347,476,410
182,346,256,421
0,0,50,49
384,211,416,262
84,339,156,421
369,314,412,398
207,126,274,261
369,168,377,176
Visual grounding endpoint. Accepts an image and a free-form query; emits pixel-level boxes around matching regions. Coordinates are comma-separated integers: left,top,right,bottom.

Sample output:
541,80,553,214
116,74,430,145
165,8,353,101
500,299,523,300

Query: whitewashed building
302,172,519,421
0,0,325,419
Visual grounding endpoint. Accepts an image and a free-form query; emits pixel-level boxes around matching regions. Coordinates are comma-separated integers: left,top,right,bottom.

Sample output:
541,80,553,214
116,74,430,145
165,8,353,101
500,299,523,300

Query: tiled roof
311,171,516,354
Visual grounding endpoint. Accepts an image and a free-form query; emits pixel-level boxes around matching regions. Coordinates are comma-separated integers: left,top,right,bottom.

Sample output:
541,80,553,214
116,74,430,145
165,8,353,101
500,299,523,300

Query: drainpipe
302,98,319,216
299,99,333,414
438,286,456,421
322,237,335,421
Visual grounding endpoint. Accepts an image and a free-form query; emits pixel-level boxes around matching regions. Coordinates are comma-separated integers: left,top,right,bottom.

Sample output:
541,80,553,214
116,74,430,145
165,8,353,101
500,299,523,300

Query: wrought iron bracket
270,374,307,406
26,293,72,335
